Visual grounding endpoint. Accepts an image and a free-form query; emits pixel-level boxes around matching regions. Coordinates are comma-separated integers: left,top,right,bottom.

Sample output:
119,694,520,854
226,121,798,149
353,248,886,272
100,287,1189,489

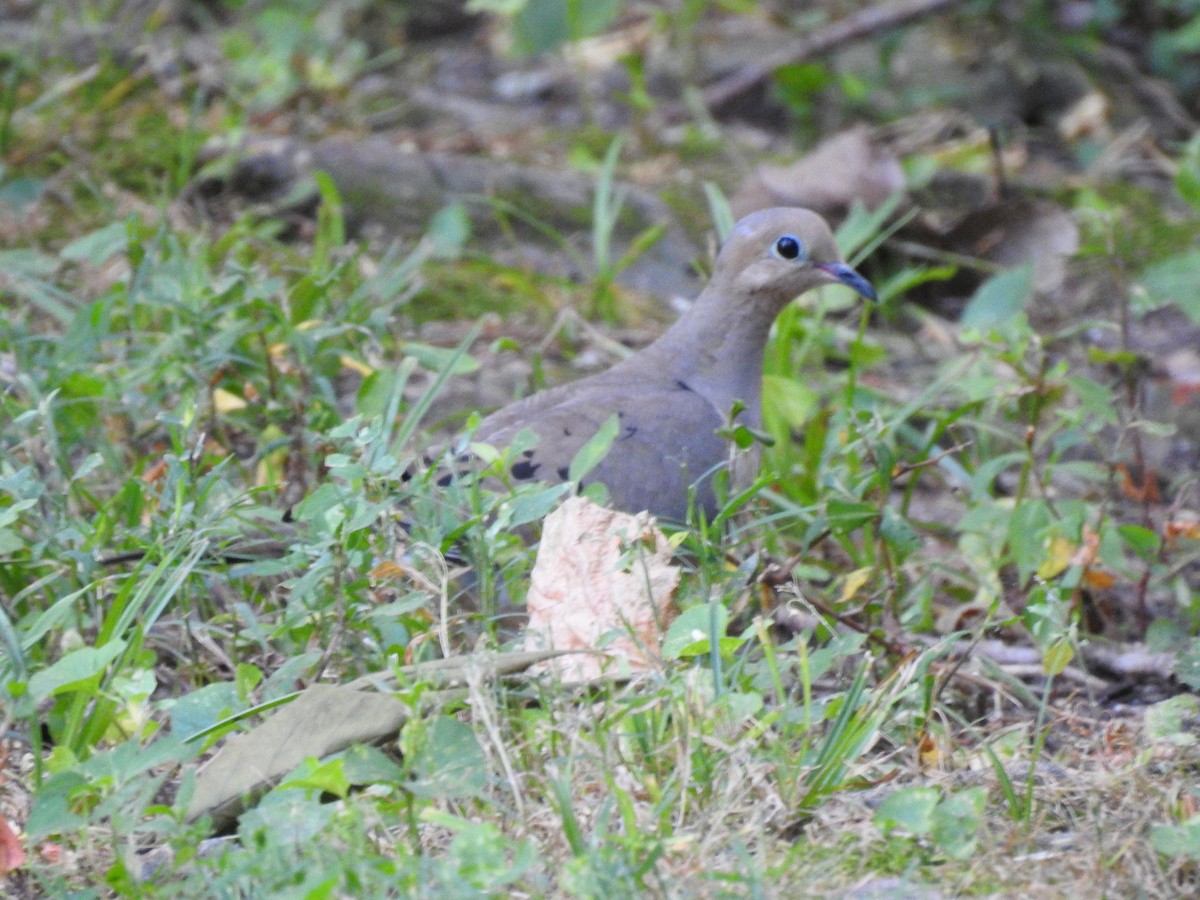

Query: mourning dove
100,207,873,567
462,206,875,522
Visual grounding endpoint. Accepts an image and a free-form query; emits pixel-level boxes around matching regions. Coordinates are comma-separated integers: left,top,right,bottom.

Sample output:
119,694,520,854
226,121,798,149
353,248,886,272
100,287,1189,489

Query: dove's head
715,207,876,307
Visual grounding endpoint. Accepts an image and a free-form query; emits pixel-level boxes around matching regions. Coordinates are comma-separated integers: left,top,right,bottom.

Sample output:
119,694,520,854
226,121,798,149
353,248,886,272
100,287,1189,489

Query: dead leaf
917,731,943,770
1117,463,1161,503
934,601,989,635
839,567,871,604
1057,91,1110,141
0,817,25,876
212,388,247,413
1165,511,1200,543
187,651,563,831
1153,349,1200,406
36,842,60,865
731,127,905,218
340,354,375,377
1038,535,1076,580
524,497,679,683
186,684,411,830
141,459,167,484
951,197,1080,294
1102,720,1136,763
370,560,408,580
1083,569,1116,590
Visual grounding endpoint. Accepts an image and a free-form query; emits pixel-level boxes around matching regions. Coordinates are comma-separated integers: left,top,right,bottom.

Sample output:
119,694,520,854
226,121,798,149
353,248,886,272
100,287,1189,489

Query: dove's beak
816,262,877,302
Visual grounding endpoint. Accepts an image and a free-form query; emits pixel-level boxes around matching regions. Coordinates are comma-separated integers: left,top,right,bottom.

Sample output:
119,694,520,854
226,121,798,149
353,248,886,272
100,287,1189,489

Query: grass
3,1,1200,896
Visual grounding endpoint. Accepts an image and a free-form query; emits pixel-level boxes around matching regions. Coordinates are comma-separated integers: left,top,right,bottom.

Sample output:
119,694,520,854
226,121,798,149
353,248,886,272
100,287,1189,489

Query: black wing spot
623,425,638,439
557,466,570,480
676,379,693,392
522,449,535,459
511,459,540,480
562,427,572,436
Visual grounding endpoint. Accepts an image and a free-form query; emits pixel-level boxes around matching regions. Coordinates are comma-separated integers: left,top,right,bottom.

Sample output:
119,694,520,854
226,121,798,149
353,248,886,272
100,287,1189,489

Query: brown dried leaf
1068,525,1101,569
1117,463,1161,504
1165,511,1200,543
917,731,943,770
951,197,1080,294
934,600,990,635
525,497,679,683
731,127,905,218
0,817,25,875
1154,349,1200,406
1083,568,1115,590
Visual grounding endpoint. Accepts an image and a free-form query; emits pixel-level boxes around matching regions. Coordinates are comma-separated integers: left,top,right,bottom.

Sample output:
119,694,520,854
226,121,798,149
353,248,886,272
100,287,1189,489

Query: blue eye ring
774,234,804,261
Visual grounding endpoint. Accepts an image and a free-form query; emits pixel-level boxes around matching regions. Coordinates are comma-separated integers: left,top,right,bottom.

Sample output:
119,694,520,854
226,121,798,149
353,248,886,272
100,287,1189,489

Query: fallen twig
703,0,960,110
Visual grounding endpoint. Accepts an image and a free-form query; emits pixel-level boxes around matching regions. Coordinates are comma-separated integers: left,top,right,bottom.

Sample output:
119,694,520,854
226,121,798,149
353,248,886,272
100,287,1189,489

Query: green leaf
0,497,36,529
168,681,239,739
847,339,888,368
510,0,621,55
874,786,938,835
311,170,345,275
0,247,58,278
663,604,729,659
773,62,832,111
502,482,573,529
401,340,481,376
568,414,620,483
25,771,90,837
1177,152,1200,213
931,787,986,859
26,641,127,702
826,499,877,532
762,375,818,434
1144,694,1199,746
1173,640,1200,691
1085,346,1141,367
961,265,1034,329
56,371,106,433
293,482,350,531
341,744,406,785
426,202,471,259
0,175,45,210
241,793,336,848
59,220,130,266
1042,637,1075,677
880,507,920,559
967,451,1026,501
404,716,488,799
703,181,735,242
357,366,412,419
1150,818,1200,859
1007,499,1053,580
1137,249,1200,323
280,756,352,800
723,422,772,450
1118,524,1160,559
876,264,956,302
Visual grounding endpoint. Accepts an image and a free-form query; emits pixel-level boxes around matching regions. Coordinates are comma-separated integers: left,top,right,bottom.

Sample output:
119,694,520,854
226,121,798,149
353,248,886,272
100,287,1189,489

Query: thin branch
703,0,960,110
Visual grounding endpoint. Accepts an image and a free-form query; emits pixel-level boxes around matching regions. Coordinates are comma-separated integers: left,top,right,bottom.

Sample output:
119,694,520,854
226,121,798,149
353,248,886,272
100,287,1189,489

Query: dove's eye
773,234,804,261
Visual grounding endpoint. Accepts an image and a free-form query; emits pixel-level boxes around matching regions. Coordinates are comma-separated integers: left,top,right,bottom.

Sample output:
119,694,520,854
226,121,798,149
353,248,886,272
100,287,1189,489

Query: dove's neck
635,279,786,426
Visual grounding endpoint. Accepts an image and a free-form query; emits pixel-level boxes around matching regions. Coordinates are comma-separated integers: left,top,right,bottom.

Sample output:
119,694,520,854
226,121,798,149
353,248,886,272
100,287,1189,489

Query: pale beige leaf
186,685,411,831
525,497,680,682
187,650,564,831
